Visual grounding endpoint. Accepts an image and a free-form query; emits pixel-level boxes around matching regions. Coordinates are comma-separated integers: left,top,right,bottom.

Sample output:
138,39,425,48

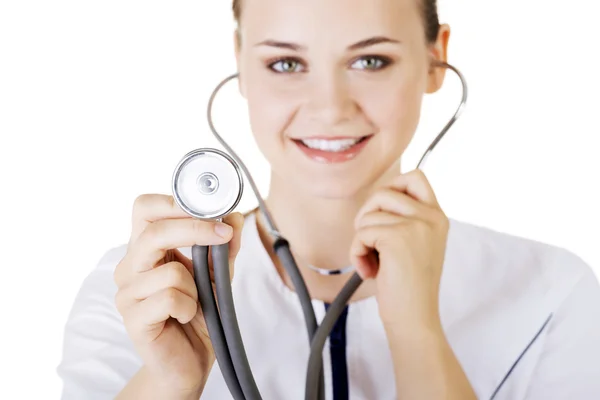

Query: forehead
239,0,423,45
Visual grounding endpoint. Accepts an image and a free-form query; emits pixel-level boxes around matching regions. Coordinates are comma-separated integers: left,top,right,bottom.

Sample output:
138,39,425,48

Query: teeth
301,138,362,152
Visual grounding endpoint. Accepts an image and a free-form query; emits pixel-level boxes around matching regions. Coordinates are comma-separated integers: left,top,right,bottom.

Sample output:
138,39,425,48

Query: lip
291,135,366,140
291,134,373,164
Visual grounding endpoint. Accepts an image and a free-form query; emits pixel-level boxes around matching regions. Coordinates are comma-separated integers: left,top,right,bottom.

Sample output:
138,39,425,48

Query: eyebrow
254,36,401,51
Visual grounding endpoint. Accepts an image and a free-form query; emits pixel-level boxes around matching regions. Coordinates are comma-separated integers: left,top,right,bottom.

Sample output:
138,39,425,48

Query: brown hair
232,0,440,44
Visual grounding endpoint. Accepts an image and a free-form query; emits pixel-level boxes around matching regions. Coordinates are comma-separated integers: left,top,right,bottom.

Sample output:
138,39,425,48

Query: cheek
360,78,424,147
244,84,297,152
238,57,301,155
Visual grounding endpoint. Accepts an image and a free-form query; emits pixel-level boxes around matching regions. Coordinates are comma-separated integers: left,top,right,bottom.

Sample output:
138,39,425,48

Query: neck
253,160,402,303
266,188,358,270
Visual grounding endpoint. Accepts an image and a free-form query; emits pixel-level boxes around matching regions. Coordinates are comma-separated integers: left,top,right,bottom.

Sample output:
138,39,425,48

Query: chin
291,169,383,201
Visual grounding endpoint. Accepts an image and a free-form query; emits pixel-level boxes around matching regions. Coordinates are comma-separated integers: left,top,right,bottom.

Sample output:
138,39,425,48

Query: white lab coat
57,213,600,399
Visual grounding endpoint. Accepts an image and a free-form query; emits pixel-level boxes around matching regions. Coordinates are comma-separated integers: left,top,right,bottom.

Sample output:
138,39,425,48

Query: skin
116,0,477,398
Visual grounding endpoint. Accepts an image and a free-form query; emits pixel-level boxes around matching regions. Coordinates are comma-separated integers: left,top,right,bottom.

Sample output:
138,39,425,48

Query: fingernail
214,222,233,238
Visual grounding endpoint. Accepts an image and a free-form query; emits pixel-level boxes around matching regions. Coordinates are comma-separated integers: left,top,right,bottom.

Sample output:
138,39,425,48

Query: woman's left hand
350,169,449,330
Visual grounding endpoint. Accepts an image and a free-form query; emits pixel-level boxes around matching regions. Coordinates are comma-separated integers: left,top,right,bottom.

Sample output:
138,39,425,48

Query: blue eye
351,56,389,70
269,58,305,73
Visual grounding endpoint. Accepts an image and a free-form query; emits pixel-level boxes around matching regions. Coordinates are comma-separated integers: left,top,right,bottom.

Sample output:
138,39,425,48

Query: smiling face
234,0,449,199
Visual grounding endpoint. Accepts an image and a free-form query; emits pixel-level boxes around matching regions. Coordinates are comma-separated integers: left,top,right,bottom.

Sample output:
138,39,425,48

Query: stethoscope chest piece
172,148,244,220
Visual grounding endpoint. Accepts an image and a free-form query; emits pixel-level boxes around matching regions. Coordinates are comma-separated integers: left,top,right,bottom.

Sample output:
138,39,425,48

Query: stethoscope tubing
212,243,263,400
192,244,247,400
305,272,363,399
193,238,325,400
273,237,325,399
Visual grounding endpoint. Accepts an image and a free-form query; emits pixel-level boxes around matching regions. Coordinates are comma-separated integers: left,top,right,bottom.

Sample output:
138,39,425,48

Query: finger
356,210,406,230
349,231,383,280
115,261,198,311
355,188,435,229
350,224,400,259
129,194,191,245
222,212,245,279
171,248,194,276
389,170,440,208
125,218,234,275
124,288,198,341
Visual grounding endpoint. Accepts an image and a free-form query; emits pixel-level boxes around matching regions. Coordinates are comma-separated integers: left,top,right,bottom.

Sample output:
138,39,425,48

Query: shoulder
442,219,600,398
443,218,595,316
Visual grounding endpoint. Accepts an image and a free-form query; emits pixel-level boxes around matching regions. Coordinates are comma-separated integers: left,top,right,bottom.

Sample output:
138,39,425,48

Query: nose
304,73,356,126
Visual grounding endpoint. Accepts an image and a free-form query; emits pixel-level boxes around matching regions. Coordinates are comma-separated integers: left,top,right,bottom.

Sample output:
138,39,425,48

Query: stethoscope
171,60,468,400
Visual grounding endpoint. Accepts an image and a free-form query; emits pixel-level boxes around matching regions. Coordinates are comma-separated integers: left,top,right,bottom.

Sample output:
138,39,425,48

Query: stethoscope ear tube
192,244,246,400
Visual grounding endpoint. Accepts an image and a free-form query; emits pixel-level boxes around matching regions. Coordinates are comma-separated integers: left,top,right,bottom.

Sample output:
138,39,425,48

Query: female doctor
58,0,600,399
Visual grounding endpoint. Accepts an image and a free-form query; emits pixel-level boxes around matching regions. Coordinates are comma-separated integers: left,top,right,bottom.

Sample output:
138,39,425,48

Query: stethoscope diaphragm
172,148,244,220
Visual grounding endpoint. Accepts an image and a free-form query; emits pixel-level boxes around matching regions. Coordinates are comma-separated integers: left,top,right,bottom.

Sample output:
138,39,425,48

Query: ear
233,29,247,98
426,23,451,94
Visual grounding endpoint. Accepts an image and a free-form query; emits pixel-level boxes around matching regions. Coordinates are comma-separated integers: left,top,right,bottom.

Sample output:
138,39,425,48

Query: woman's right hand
113,194,245,397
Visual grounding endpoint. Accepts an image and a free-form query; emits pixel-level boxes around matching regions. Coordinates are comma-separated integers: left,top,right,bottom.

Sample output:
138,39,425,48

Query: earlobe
425,24,451,94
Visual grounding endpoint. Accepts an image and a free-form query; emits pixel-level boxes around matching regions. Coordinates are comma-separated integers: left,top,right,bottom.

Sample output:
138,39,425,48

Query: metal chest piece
172,148,244,220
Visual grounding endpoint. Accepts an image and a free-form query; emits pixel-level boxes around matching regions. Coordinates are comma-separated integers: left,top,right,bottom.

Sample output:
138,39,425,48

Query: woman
57,0,600,398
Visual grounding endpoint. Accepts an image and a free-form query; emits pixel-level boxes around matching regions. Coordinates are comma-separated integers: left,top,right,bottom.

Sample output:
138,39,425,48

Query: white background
1,0,599,398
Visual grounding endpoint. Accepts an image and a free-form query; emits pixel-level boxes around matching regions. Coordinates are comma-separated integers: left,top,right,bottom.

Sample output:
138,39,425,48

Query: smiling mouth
290,134,374,164
292,135,372,152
